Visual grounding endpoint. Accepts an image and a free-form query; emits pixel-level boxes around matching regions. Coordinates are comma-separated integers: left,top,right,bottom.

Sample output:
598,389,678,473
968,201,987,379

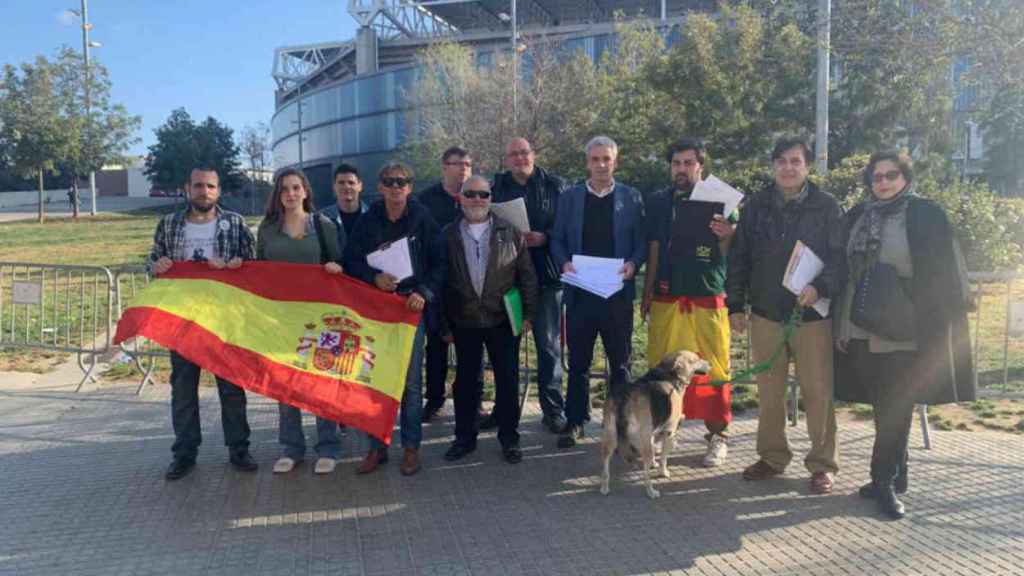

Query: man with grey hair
441,175,539,463
550,136,646,449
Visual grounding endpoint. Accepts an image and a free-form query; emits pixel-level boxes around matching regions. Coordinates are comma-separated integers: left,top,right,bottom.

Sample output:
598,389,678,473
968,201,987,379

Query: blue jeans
278,403,340,460
169,351,250,461
370,319,425,450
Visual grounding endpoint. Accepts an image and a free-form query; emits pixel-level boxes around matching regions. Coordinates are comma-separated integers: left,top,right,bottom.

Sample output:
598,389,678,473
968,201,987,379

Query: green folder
503,287,524,336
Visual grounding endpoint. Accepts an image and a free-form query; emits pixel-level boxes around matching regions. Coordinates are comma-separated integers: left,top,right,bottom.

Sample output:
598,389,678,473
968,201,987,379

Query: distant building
271,0,714,208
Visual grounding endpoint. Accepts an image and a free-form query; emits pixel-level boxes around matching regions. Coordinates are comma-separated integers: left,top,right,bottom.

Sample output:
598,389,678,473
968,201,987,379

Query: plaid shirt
147,206,255,272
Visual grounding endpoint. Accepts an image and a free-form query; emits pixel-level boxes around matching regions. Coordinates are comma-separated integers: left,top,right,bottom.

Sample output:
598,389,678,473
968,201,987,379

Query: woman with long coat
834,151,976,520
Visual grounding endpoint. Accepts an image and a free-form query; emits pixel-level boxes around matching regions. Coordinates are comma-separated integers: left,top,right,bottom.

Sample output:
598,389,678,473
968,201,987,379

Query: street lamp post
81,0,99,216
815,0,831,176
511,0,517,130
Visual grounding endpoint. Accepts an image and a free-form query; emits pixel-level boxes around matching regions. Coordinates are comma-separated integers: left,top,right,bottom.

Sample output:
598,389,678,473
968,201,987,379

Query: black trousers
846,340,915,487
565,290,633,427
424,331,449,405
169,351,250,461
453,323,520,448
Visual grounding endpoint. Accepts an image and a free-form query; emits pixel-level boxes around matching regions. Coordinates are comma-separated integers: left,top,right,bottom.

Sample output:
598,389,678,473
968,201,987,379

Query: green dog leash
705,307,805,387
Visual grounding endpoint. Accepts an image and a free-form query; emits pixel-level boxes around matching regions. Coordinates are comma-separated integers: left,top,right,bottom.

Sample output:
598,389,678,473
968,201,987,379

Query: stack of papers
691,175,744,219
782,240,830,317
561,255,624,298
367,237,413,281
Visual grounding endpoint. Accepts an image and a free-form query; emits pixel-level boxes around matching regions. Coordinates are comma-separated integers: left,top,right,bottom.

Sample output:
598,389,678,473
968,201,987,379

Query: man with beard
148,166,258,481
487,137,566,434
418,147,473,421
641,138,736,468
440,176,538,464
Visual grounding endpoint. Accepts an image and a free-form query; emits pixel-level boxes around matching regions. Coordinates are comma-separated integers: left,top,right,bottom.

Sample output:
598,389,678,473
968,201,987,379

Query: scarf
847,183,915,283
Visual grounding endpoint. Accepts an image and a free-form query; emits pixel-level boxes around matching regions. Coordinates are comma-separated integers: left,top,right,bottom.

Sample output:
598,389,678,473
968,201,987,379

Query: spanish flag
114,262,421,444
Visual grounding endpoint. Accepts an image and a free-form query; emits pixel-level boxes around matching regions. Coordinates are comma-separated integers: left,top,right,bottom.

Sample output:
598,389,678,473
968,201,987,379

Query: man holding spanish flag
148,166,258,481
343,161,447,476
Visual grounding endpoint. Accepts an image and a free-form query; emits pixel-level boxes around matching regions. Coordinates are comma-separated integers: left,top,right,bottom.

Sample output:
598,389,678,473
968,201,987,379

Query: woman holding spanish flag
257,168,345,476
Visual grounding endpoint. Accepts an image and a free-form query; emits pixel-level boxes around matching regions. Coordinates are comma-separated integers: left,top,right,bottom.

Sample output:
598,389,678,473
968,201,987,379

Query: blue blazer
550,181,646,305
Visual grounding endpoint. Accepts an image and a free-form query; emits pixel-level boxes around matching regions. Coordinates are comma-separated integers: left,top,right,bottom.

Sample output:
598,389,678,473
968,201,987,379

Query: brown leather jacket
443,215,539,332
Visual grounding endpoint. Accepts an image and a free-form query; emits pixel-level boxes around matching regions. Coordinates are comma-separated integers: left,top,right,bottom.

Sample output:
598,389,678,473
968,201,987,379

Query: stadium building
271,0,712,206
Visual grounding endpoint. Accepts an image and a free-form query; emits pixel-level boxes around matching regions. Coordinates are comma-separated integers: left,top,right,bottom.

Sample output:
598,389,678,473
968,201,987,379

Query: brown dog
600,350,710,498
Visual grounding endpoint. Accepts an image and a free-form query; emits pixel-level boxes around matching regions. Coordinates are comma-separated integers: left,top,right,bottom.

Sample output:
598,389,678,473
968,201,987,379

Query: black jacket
726,182,844,323
835,197,976,405
491,166,564,286
443,215,539,332
342,198,448,329
417,182,463,230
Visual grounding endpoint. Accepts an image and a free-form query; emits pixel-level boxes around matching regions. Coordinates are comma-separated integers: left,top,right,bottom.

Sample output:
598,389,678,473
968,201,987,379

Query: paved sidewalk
1,375,1022,576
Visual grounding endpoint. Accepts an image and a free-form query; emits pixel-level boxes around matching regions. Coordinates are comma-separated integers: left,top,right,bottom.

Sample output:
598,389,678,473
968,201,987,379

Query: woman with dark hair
257,168,345,475
834,151,976,519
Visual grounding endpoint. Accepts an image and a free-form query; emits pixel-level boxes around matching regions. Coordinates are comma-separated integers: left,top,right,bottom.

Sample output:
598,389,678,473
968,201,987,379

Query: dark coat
491,166,565,286
550,181,647,306
342,198,448,331
443,215,539,333
417,182,463,230
726,181,845,323
834,197,976,406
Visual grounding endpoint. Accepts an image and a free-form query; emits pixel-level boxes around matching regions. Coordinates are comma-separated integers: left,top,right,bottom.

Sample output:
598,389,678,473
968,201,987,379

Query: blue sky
1,0,359,155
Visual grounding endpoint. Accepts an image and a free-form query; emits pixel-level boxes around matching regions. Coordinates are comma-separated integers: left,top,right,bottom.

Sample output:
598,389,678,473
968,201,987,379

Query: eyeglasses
380,177,411,189
444,161,472,168
462,190,491,199
872,170,902,183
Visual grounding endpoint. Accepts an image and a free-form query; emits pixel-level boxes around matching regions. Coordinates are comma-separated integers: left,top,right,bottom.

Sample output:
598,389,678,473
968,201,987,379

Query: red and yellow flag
114,261,421,444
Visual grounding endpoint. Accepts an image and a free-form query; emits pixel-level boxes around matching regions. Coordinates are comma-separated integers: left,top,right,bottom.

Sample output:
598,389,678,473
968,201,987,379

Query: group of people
148,133,975,521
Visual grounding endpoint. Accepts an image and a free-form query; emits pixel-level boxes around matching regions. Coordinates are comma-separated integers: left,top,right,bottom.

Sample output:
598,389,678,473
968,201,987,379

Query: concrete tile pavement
0,375,1022,576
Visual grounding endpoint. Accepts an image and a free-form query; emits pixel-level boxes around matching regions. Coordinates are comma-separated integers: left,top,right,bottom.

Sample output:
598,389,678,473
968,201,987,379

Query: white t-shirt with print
179,220,219,262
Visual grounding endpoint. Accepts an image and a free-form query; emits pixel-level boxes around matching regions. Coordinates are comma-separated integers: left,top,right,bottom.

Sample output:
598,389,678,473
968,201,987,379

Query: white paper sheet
782,240,830,317
691,175,745,219
560,255,625,298
367,237,413,282
491,198,531,233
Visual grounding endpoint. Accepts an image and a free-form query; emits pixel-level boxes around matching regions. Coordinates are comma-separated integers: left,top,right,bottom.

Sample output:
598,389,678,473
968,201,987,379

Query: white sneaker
314,457,336,475
702,435,728,468
273,457,297,474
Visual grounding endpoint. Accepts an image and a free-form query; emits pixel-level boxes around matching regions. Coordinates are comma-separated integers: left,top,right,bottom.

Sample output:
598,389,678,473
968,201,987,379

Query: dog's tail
613,383,632,446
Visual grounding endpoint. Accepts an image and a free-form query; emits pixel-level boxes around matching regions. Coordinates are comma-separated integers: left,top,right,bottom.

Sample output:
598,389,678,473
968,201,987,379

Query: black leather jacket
726,182,844,323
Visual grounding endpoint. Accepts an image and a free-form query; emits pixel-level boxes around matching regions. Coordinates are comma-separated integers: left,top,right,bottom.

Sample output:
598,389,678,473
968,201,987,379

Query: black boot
877,483,906,520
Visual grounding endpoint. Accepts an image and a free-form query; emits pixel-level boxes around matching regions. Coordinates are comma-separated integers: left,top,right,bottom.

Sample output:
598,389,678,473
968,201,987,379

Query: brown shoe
742,460,782,481
810,471,834,494
356,449,387,475
400,448,421,476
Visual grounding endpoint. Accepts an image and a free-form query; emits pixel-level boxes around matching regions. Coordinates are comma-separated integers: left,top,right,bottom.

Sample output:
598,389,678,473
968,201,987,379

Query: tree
52,47,140,218
239,121,271,213
956,0,1024,195
0,57,67,222
145,108,243,193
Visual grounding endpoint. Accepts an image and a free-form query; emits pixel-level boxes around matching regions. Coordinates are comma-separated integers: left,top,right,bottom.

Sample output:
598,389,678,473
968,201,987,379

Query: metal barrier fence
0,262,114,390
110,265,170,395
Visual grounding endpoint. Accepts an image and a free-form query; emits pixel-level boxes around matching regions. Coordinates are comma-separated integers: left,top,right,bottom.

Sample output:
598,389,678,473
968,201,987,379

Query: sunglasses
462,190,491,199
872,170,902,183
380,177,411,189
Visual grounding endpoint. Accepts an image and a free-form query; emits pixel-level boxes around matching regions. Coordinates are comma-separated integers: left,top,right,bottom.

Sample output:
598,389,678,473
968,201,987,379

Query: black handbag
851,261,916,341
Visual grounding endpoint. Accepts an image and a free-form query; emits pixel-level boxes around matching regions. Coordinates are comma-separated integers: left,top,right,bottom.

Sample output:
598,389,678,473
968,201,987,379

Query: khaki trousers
750,314,839,474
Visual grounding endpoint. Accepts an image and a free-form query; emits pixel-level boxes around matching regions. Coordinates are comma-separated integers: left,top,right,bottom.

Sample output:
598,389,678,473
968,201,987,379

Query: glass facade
271,31,633,206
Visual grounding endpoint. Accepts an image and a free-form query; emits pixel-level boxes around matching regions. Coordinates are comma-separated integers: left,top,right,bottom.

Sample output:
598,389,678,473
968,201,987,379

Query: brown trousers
750,315,839,474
